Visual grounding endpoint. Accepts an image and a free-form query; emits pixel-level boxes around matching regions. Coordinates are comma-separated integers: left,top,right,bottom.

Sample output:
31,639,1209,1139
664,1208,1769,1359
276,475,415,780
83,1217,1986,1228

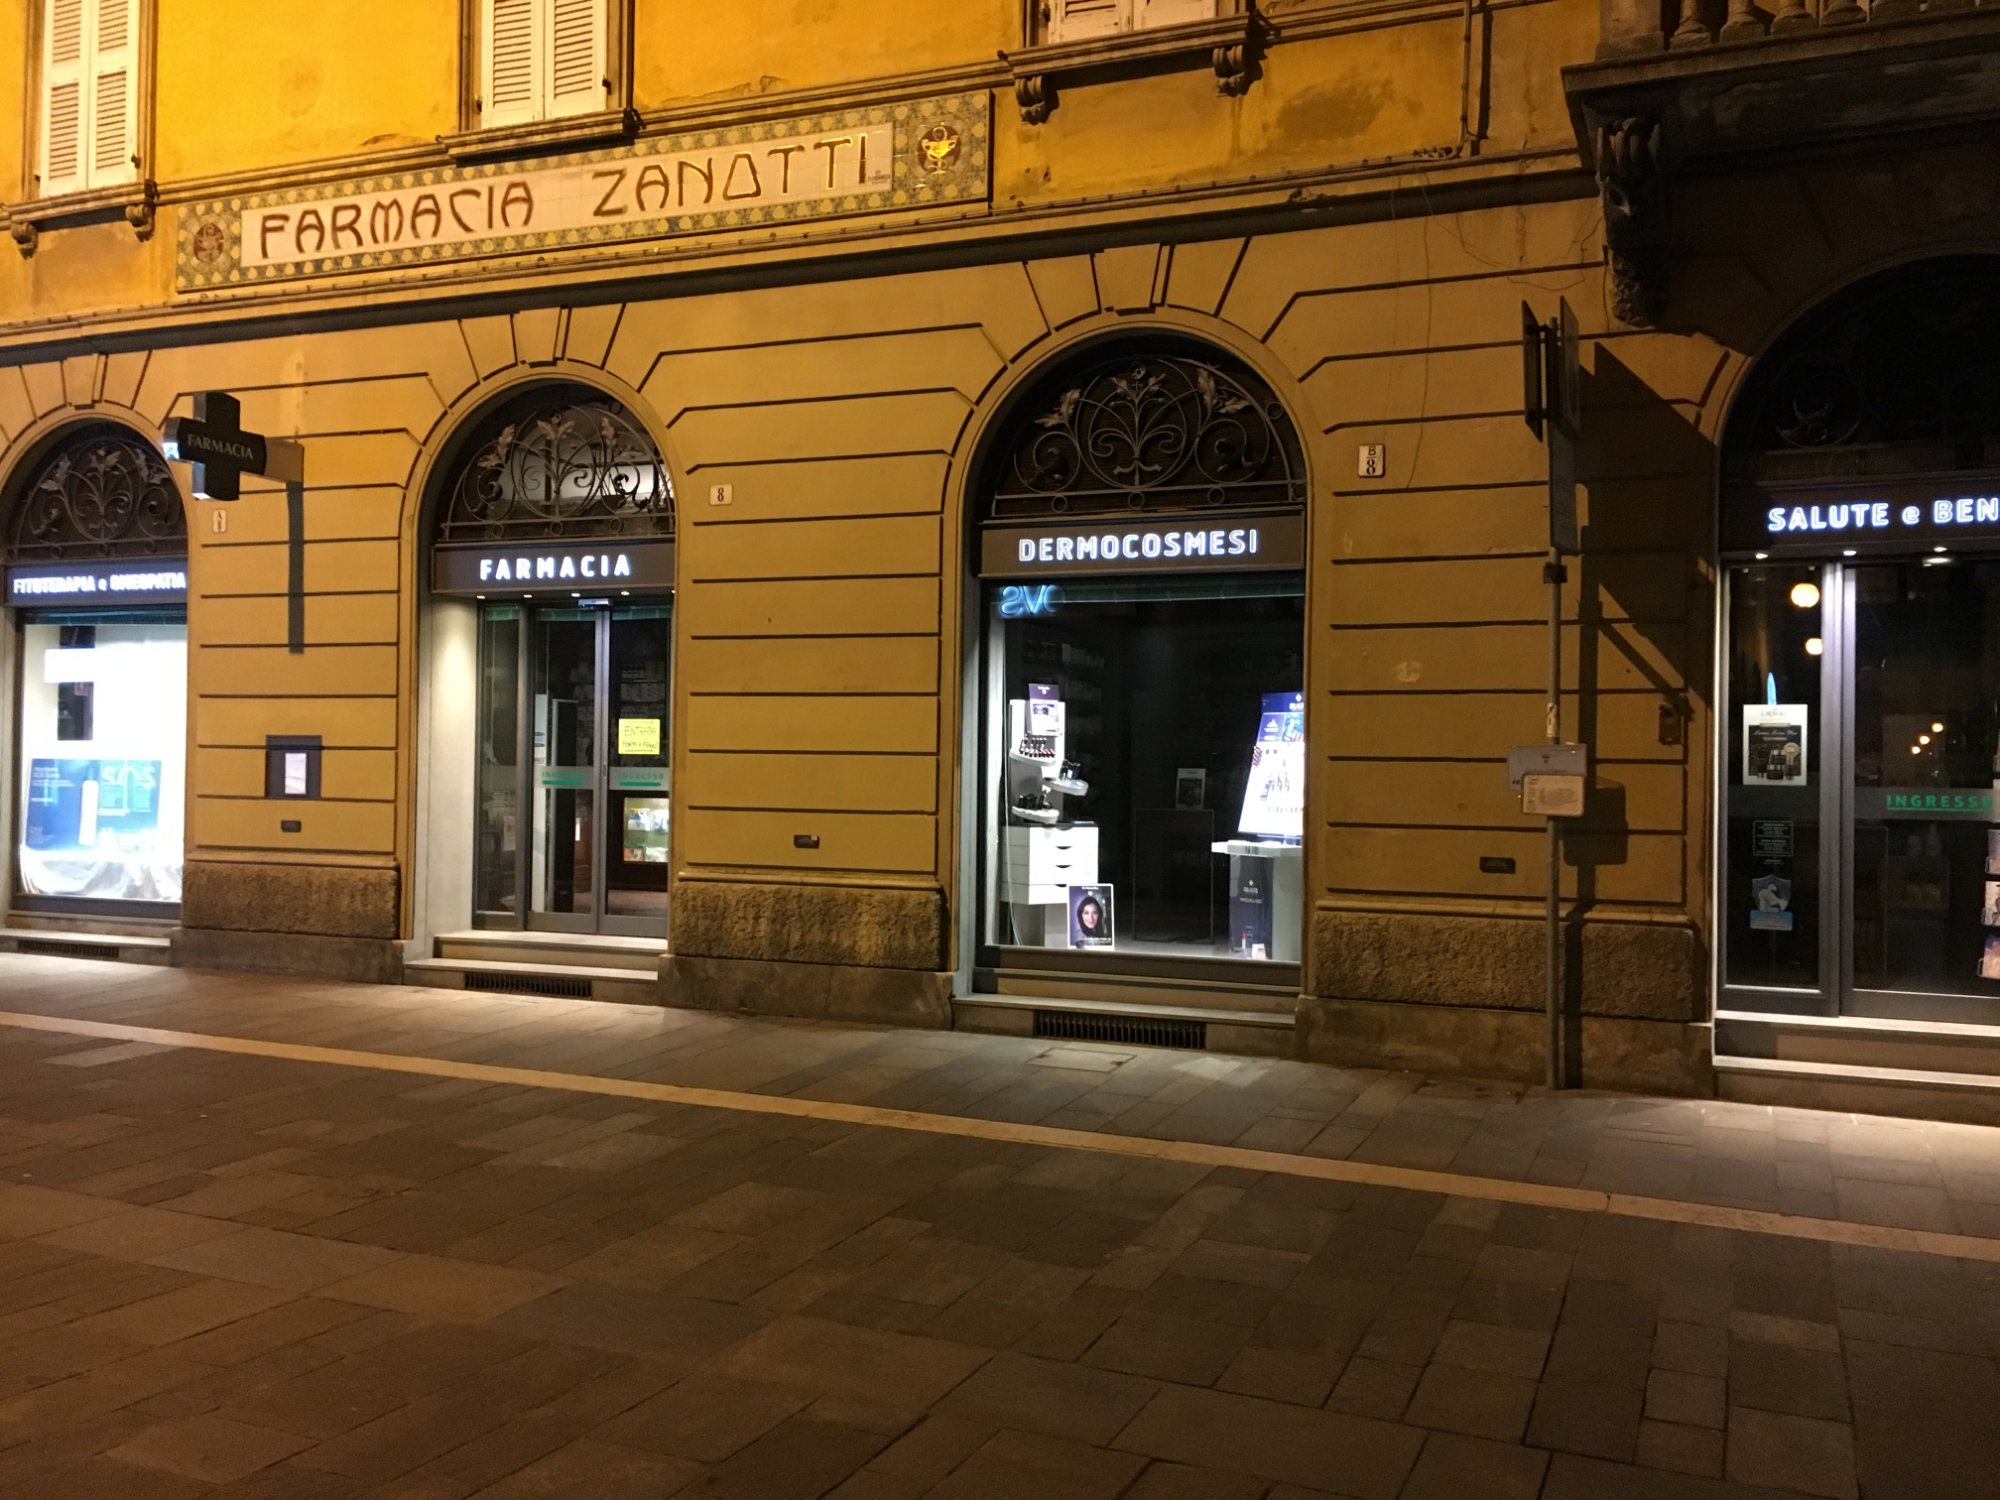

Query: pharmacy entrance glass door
1723,558,2000,1022
474,602,671,936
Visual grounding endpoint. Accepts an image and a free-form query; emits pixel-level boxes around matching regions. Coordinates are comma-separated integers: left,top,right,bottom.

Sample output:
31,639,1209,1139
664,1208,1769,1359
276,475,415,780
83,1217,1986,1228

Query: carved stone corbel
124,180,159,241
1594,115,1670,327
1214,41,1251,96
1016,73,1053,125
7,213,35,257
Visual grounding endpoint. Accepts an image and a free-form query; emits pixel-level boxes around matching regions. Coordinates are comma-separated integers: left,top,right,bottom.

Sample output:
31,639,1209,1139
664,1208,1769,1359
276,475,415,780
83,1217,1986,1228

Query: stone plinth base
177,927,405,986
1298,993,1713,1095
663,952,953,1029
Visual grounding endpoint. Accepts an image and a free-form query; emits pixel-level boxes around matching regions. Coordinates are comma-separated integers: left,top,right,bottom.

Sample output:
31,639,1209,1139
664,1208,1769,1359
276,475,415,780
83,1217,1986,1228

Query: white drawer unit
1000,824,1099,904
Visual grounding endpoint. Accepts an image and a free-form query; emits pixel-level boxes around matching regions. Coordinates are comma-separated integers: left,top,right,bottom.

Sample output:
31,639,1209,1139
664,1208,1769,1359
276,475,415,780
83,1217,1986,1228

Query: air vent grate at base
15,939,121,960
462,971,594,999
1033,1009,1206,1050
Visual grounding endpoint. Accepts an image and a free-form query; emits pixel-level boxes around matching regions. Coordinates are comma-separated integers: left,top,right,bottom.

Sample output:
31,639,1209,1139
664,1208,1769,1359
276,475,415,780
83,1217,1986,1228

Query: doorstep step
954,993,1295,1059
404,957,662,1005
0,928,173,966
1715,1053,2000,1126
432,930,665,973
1717,1009,2000,1080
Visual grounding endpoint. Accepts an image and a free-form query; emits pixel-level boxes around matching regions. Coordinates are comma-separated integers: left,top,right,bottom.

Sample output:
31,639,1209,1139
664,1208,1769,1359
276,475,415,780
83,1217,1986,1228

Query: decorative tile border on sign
175,91,991,291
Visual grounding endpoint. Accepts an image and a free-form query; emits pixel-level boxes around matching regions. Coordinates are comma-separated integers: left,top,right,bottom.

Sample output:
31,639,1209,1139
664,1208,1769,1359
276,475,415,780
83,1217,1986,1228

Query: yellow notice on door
617,717,662,756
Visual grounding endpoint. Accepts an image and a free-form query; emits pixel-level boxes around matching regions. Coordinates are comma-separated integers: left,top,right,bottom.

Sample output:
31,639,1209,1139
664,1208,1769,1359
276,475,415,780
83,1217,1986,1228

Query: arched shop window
4,425,188,912
971,341,1309,982
427,384,679,937
1718,257,2000,1024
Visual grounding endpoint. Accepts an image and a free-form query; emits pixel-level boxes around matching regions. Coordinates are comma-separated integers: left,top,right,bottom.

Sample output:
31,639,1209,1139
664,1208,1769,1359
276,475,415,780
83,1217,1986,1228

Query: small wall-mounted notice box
1508,743,1588,818
266,735,322,799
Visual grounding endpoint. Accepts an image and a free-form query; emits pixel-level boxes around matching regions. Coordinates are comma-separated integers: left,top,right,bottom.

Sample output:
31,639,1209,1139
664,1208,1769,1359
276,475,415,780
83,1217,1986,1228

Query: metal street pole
1545,546,1564,1091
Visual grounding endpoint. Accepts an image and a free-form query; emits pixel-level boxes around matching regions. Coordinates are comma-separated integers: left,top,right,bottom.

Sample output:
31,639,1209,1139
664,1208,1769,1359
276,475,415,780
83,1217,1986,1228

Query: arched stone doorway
1718,256,2000,1025
419,381,678,942
960,336,1311,1010
2,423,189,915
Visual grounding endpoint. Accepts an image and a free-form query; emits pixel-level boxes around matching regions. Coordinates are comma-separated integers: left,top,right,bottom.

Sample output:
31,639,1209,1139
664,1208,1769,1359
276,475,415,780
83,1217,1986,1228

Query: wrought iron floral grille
438,391,674,545
5,428,185,565
988,351,1304,520
1728,258,2000,478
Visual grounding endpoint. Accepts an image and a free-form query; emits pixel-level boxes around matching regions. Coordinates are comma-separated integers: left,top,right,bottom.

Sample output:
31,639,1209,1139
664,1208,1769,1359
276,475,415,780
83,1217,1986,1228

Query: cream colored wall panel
645,328,1005,414
1223,204,1603,345
671,391,971,465
607,266,1050,383
134,346,294,423
284,325,482,409
22,362,63,417
680,808,935,873
564,303,623,370
191,797,396,855
1318,760,1686,834
1326,486,1546,561
685,752,937,814
680,635,937,696
1327,554,1691,626
1322,691,1685,764
196,696,398,749
1319,825,1683,905
255,431,420,490
687,515,940,582
195,538,401,597
1026,257,1099,331
680,455,951,521
687,694,938,754
0,366,36,445
196,593,400,647
282,377,444,442
1304,345,1527,427
1094,245,1163,313
1325,621,1689,696
197,489,405,547
1576,405,1710,484
1349,415,1550,491
100,351,147,413
195,745,397,802
1165,240,1244,316
513,308,562,367
62,355,99,409
684,576,938,637
460,318,518,381
1273,274,1612,374
1590,331,1732,409
195,645,399,699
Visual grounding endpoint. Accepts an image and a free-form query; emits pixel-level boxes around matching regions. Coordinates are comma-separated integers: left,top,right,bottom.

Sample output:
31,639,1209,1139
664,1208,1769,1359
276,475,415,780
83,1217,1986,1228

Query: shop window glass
982,575,1305,962
16,614,185,904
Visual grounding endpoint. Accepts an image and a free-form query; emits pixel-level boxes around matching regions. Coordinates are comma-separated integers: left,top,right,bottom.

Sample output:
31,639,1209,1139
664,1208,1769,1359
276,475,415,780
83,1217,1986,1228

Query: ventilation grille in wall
462,971,595,1000
1033,1009,1206,1050
14,939,122,961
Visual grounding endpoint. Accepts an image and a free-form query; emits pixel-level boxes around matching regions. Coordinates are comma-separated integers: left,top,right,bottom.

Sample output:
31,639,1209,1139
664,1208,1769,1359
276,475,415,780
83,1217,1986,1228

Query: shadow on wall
1559,342,1715,1078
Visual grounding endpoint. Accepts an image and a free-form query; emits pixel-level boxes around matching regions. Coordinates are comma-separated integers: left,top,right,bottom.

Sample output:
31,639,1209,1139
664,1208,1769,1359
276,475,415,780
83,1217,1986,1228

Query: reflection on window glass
1723,566,1823,996
16,615,186,905
1850,561,2000,1000
983,575,1305,963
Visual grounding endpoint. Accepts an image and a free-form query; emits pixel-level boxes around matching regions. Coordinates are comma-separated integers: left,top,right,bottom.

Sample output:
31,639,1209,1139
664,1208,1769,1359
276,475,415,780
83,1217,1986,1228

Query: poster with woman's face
1068,884,1114,949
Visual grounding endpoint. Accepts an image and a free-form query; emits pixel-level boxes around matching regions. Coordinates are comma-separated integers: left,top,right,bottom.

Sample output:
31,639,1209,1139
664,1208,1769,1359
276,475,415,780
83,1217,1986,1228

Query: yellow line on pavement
4,1006,1994,1264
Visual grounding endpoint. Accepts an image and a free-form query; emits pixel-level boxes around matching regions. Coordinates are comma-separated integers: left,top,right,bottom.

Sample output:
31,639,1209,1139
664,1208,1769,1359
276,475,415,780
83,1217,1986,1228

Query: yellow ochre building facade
9,0,2000,1111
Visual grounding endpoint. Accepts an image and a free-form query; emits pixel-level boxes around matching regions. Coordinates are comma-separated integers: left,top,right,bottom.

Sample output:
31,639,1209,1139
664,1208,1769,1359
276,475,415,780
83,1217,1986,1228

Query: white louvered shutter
88,0,138,186
38,0,88,196
481,0,541,127
1046,0,1124,43
1134,0,1214,29
545,0,606,119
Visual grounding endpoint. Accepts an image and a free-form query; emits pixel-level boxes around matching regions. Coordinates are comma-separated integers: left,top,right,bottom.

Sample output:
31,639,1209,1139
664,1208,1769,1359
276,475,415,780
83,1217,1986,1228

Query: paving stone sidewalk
0,954,1997,1497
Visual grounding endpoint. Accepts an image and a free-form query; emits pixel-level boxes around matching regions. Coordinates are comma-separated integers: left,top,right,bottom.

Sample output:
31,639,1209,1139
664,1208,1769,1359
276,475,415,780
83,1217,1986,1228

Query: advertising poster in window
1743,705,1808,786
1237,692,1306,842
1068,884,1114,949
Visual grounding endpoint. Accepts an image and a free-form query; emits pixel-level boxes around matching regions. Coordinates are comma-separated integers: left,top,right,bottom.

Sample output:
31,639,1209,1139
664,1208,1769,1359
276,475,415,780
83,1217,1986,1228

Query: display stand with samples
998,685,1101,946
1212,691,1305,961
